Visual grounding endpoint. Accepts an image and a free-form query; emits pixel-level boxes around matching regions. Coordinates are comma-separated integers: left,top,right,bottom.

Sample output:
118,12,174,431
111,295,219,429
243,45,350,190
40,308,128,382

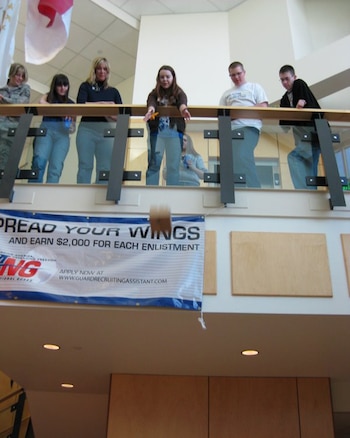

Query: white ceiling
13,0,247,104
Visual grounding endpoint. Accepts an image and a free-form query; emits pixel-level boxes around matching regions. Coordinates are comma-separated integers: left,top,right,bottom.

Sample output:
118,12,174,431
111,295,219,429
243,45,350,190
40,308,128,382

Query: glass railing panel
0,369,31,437
50,117,349,192
0,105,349,205
166,120,213,188
0,395,16,438
17,114,44,184
123,118,148,187
331,122,350,191
190,119,286,190
0,390,30,438
24,115,148,187
272,115,349,203
254,124,283,190
274,123,327,191
123,118,218,189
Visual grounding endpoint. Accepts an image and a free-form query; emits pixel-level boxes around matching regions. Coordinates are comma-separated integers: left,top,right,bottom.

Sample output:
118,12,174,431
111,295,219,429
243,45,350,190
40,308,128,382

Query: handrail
0,388,29,438
0,104,350,122
0,388,23,405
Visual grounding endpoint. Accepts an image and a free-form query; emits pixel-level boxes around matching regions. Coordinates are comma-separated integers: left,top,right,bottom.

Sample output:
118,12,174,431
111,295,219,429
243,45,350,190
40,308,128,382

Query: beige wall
133,13,230,105
132,0,350,108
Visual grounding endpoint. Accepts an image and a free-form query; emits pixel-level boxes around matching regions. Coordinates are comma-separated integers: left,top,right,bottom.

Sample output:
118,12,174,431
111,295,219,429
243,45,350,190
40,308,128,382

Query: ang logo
0,254,41,278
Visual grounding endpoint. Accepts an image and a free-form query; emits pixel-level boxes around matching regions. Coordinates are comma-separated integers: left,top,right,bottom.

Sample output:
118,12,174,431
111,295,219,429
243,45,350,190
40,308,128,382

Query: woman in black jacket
279,64,322,190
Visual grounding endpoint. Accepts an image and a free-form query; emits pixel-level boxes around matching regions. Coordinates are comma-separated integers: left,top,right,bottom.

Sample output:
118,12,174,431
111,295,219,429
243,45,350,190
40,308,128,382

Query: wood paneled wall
341,234,350,295
107,375,334,438
204,230,337,298
298,378,335,438
230,232,332,297
107,375,208,438
209,377,299,438
204,230,217,295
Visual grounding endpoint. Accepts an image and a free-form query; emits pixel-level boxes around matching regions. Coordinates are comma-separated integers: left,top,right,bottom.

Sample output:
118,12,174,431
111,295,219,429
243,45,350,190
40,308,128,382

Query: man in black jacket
279,65,321,189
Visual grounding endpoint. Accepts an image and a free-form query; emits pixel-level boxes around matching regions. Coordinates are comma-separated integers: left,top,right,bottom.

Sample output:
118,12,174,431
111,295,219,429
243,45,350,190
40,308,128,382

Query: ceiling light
61,383,74,389
43,343,60,350
241,349,259,356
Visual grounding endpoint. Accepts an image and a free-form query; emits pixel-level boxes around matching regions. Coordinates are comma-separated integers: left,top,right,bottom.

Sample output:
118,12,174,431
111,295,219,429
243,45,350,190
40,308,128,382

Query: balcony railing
0,104,349,209
0,387,31,438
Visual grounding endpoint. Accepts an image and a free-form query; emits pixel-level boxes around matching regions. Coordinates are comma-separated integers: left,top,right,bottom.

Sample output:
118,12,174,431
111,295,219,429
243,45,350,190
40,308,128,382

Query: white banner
0,0,21,86
0,210,205,310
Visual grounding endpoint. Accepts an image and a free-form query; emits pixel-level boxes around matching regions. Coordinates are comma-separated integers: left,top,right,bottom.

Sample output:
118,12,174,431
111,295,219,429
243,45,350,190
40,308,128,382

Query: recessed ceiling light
43,343,60,351
61,383,74,389
241,349,259,356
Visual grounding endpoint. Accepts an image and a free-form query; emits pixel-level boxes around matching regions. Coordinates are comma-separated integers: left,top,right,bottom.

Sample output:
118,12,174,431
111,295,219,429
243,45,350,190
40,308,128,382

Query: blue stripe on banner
0,290,201,310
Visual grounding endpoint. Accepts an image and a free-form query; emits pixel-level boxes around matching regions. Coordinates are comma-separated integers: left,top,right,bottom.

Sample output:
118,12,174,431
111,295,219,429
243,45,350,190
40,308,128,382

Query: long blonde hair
183,134,200,156
86,57,111,89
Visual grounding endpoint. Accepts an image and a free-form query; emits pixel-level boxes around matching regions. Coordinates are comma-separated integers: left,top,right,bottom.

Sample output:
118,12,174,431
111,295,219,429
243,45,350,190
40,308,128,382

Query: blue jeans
289,126,320,190
232,126,261,188
76,122,114,184
31,121,70,183
146,129,183,186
